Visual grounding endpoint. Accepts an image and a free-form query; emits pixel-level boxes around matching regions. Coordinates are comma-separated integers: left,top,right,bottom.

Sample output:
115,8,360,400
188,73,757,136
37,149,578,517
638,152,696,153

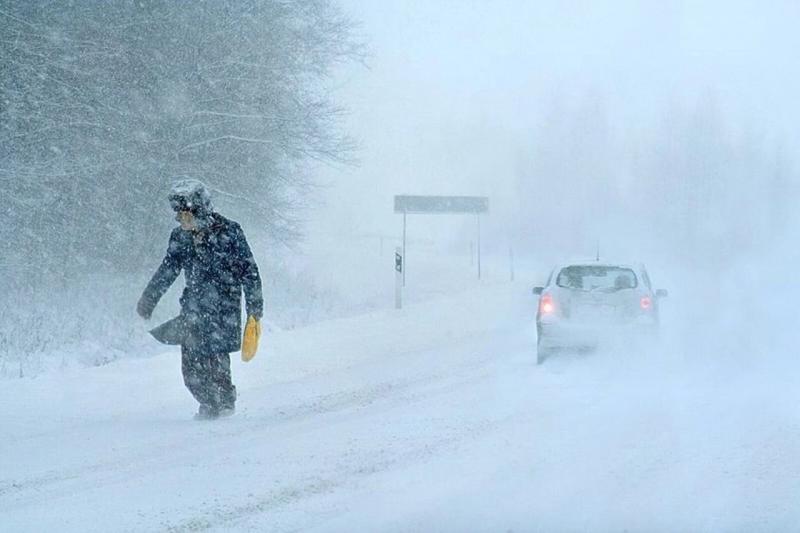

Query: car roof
550,261,649,278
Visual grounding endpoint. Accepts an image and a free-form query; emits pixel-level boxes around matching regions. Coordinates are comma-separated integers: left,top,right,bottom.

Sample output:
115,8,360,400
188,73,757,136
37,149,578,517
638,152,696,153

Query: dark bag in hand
149,315,188,346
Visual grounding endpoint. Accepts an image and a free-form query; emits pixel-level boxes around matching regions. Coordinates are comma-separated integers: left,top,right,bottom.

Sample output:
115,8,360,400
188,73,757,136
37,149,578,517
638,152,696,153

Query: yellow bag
241,315,262,362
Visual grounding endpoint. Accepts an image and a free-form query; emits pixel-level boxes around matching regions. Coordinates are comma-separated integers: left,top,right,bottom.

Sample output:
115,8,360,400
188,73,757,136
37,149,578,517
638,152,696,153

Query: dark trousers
181,346,236,410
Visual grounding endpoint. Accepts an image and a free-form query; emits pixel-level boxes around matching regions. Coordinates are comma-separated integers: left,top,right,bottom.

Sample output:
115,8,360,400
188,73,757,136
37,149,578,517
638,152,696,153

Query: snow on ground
2,279,800,532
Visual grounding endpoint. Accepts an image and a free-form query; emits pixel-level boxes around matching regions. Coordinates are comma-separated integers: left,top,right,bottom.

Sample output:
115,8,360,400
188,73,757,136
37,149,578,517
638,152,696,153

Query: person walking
137,179,263,419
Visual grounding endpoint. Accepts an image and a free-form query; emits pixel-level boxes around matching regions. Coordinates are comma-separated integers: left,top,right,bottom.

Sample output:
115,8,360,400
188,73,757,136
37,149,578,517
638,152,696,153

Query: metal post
402,210,407,287
477,214,481,280
509,246,515,282
395,246,403,309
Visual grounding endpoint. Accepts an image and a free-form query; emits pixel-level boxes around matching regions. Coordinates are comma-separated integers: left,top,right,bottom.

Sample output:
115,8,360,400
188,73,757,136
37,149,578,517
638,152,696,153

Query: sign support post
395,246,403,309
402,211,407,287
477,214,481,280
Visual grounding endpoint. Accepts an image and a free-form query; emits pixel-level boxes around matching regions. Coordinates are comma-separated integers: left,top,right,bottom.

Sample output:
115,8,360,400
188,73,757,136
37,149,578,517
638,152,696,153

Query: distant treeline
513,97,796,266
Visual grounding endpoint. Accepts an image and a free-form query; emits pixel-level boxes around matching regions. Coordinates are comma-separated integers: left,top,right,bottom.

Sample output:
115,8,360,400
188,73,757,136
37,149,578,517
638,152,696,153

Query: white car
533,262,667,364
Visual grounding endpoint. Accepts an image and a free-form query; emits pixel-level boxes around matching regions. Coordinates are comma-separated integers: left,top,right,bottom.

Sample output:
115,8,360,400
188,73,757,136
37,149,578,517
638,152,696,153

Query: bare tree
0,0,363,279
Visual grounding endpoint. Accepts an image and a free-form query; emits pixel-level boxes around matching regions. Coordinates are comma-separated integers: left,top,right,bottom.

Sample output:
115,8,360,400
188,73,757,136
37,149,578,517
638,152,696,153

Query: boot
194,404,219,420
217,404,235,418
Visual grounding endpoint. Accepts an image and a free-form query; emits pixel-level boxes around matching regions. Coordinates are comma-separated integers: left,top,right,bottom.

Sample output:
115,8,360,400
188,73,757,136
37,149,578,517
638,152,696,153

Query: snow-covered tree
1,1,363,279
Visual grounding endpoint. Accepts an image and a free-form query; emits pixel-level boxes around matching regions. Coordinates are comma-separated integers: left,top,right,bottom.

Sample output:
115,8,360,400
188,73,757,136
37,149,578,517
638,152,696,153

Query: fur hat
168,178,214,216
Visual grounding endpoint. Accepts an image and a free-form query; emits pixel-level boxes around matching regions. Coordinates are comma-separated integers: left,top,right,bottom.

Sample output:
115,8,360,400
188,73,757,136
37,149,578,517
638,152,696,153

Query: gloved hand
137,295,154,320
241,315,262,362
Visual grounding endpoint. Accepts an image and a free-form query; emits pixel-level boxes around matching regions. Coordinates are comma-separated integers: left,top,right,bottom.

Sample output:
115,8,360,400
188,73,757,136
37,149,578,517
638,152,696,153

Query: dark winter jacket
139,213,263,354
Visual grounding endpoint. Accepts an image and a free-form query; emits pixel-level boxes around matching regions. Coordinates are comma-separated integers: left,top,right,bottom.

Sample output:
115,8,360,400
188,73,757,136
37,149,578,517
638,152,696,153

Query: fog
309,0,799,363
319,0,799,248
3,1,800,530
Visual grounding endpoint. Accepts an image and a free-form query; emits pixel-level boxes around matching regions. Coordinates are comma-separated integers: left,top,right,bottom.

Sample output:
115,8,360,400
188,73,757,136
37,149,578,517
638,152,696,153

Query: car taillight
640,296,652,310
540,294,555,315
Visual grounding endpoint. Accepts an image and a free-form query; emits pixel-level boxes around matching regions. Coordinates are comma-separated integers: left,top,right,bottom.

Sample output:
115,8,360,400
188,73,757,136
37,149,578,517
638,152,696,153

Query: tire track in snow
160,418,502,533
0,332,523,514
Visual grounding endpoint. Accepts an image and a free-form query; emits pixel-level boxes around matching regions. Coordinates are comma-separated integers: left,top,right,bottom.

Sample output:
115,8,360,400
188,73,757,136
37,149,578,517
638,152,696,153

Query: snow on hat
168,178,213,215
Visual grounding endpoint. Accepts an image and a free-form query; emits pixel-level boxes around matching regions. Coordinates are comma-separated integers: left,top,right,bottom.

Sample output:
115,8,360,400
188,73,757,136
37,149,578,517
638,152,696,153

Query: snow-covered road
2,283,800,532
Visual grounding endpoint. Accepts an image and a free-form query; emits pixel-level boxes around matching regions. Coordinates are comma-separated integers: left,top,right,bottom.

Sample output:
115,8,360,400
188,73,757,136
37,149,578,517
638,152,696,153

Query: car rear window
556,266,638,291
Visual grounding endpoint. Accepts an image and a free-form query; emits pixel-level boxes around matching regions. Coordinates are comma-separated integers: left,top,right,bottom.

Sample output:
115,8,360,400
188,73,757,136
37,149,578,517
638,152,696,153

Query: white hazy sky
310,0,800,242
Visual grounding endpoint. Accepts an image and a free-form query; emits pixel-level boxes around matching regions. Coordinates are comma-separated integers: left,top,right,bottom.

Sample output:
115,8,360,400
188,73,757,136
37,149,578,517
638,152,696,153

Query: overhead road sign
394,195,489,286
394,195,489,215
